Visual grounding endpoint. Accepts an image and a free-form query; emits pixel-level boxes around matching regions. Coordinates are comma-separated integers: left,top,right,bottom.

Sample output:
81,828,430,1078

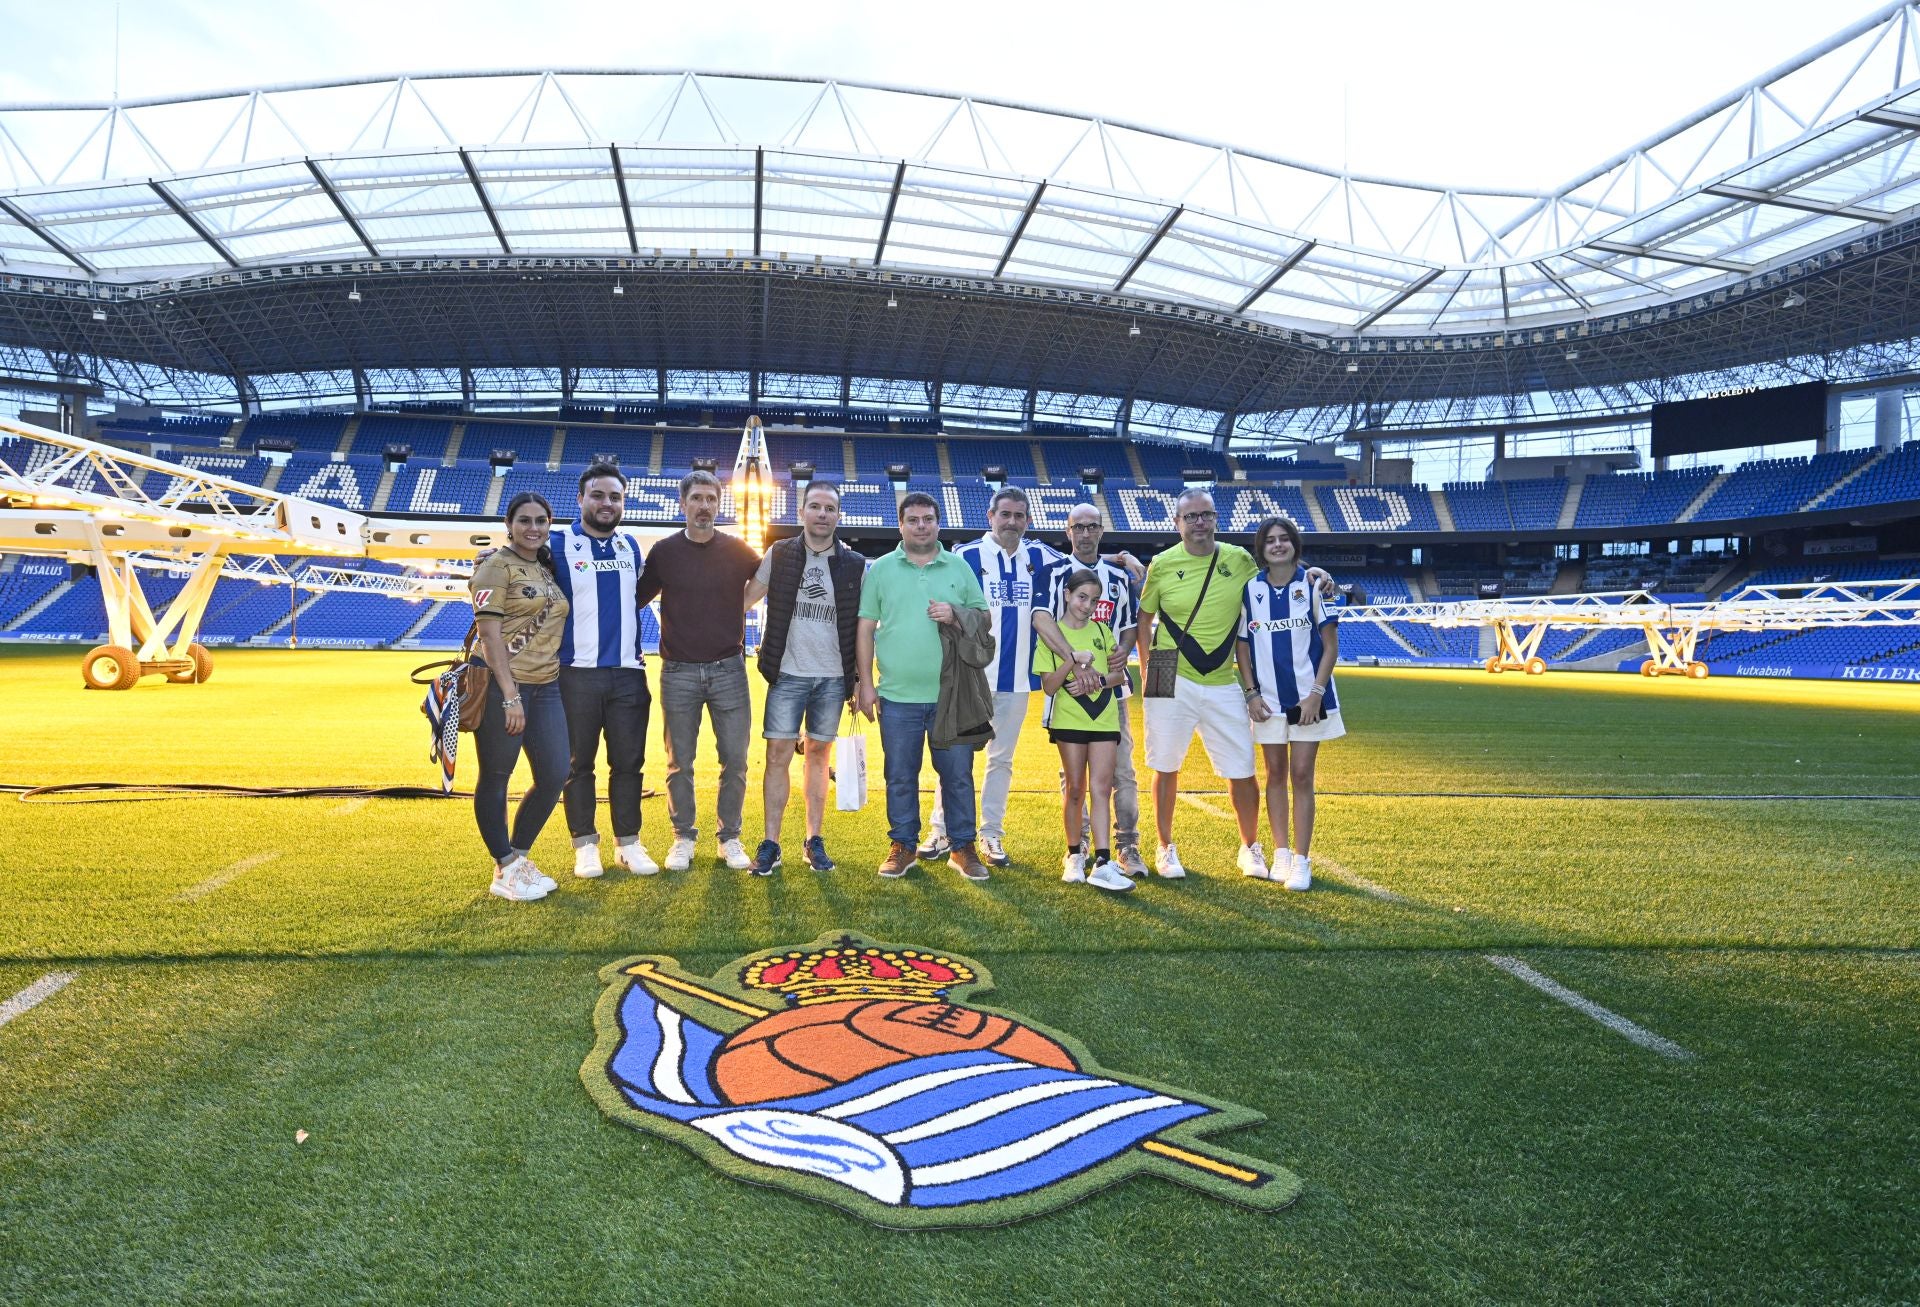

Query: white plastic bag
834,715,868,811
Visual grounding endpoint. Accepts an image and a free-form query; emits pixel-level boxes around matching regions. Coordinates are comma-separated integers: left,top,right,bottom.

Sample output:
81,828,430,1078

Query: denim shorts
763,673,848,742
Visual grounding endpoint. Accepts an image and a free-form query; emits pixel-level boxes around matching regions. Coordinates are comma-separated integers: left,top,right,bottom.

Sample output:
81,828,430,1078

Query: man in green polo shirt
855,491,991,881
1135,487,1265,880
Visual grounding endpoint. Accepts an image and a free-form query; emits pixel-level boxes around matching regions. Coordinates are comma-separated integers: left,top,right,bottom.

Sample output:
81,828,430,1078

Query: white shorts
1143,678,1256,779
1250,707,1346,746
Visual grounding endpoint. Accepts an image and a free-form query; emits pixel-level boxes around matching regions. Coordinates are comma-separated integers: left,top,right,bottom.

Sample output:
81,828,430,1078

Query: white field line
330,797,369,817
178,851,281,902
1178,793,1234,822
1485,955,1695,1061
1310,856,1407,903
0,971,76,1029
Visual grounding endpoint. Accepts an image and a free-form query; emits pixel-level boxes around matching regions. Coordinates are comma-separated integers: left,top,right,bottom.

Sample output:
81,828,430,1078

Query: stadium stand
355,414,455,462
386,462,493,516
462,421,559,465
1506,478,1569,530
944,439,1036,480
1315,483,1442,533
0,559,73,628
1442,481,1510,532
1573,467,1715,527
1822,440,1920,511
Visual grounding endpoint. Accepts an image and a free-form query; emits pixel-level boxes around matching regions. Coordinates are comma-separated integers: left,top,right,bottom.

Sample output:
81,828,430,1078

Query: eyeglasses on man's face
1180,511,1217,524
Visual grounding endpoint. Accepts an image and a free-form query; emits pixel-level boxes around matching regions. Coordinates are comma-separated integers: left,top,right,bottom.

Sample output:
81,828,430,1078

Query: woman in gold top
469,491,571,902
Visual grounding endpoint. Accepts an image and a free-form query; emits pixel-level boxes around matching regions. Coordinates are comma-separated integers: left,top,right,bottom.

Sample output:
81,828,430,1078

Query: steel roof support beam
1234,241,1315,314
149,181,242,270
0,198,99,275
1587,239,1753,274
993,181,1047,278
1703,184,1892,224
609,145,640,254
752,147,764,257
1531,260,1592,312
459,148,512,255
303,159,378,257
1113,206,1183,292
872,161,906,266
1353,268,1443,333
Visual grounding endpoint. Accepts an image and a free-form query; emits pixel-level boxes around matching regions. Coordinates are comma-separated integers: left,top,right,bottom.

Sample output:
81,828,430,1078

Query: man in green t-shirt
1134,488,1265,880
855,492,992,881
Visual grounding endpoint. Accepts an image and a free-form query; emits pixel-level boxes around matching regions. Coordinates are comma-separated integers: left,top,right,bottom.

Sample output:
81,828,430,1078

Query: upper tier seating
1823,441,1920,511
1573,467,1716,528
1314,483,1442,533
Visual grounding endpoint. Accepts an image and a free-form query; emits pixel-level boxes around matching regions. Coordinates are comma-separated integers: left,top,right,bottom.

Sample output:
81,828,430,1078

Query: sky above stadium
0,0,1895,190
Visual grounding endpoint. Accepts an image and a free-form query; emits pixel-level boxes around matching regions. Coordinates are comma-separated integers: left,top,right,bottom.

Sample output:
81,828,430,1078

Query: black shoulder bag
1144,550,1220,698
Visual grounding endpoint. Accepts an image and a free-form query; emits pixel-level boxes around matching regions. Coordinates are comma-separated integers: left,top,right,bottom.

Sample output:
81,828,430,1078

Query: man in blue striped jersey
554,462,660,879
923,487,1141,867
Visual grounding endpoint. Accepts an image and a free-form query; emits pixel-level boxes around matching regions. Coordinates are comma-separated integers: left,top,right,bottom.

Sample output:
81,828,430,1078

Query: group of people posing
466,463,1342,903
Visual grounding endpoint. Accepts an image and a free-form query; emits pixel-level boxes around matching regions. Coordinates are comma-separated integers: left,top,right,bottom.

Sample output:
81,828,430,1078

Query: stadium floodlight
1345,361,1360,373
347,282,362,302
886,291,898,309
90,307,106,322
1129,318,1141,338
1565,349,1580,360
1780,291,1807,308
612,280,624,296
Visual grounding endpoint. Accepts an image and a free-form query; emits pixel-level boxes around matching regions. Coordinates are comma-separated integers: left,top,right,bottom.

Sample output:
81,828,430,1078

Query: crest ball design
714,1000,1077,1103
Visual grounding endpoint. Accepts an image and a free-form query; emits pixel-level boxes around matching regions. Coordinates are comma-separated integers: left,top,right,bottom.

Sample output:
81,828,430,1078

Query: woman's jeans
473,678,569,864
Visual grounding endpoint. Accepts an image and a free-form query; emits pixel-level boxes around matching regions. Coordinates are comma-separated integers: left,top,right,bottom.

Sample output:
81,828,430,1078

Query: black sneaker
751,839,781,877
804,836,835,871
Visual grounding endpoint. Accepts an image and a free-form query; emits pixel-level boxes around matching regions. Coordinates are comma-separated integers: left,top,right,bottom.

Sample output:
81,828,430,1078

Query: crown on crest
741,939,975,1007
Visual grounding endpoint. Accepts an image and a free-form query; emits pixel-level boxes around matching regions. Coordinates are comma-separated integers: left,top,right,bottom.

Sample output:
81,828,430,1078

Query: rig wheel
81,644,141,691
1687,660,1710,680
1525,657,1548,676
1485,658,1503,674
164,643,214,684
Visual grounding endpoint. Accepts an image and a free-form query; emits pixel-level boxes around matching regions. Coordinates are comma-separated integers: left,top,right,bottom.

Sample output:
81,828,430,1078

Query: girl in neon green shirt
1034,570,1135,893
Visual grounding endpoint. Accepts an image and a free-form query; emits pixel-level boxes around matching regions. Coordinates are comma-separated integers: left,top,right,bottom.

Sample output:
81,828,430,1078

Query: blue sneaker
804,836,835,871
750,839,781,877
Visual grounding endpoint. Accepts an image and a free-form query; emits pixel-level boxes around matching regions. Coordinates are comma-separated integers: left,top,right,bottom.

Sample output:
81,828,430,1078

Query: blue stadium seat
1315,483,1442,532
386,462,494,516
1443,481,1509,531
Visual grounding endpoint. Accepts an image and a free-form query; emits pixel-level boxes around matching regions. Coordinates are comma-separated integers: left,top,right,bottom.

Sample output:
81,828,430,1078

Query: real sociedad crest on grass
580,932,1301,1228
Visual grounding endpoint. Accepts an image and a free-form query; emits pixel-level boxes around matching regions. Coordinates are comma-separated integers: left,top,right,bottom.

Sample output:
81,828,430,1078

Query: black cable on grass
6,782,657,803
5,781,1913,804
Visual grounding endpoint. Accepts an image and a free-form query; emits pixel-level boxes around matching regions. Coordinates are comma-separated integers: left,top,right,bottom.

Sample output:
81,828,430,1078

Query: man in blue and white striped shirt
552,462,659,879
920,487,1069,866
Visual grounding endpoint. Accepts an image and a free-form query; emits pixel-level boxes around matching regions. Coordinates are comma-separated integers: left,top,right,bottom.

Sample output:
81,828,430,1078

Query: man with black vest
742,481,867,876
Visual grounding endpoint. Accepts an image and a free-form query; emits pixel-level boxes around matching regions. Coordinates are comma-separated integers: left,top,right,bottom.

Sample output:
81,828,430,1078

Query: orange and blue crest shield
580,932,1301,1228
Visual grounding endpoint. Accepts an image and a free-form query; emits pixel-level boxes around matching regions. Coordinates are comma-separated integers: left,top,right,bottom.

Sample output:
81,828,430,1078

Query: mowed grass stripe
0,971,75,1029
1485,954,1695,1059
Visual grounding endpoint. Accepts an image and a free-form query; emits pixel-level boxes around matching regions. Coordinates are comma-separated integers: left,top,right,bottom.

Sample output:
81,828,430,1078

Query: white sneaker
489,858,547,902
1238,842,1270,880
1156,844,1187,879
617,842,660,876
1282,852,1312,892
664,837,695,872
520,858,558,892
980,836,1011,867
719,838,752,871
573,845,605,879
1087,859,1136,893
1061,851,1087,883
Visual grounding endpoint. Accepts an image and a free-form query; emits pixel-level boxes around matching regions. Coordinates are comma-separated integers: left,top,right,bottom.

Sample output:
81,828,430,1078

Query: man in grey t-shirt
742,482,866,876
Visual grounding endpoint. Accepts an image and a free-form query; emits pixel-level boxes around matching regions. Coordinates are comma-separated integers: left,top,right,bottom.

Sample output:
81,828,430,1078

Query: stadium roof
6,3,1920,428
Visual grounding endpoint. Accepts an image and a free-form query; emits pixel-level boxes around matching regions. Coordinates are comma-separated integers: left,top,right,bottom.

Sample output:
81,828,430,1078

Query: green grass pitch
1,646,1916,1304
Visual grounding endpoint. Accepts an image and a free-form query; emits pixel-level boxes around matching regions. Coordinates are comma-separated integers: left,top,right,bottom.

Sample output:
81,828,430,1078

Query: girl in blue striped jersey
1235,517,1342,891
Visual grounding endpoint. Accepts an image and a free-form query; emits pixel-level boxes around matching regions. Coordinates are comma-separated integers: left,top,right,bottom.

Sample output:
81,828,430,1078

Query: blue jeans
472,678,569,864
659,656,751,842
763,673,847,743
878,698,976,846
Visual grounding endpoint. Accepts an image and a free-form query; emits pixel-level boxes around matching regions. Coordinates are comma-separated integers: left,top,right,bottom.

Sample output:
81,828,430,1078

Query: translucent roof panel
0,13,1919,336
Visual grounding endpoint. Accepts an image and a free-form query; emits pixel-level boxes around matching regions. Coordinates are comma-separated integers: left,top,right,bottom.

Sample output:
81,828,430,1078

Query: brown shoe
948,842,991,882
877,841,914,878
